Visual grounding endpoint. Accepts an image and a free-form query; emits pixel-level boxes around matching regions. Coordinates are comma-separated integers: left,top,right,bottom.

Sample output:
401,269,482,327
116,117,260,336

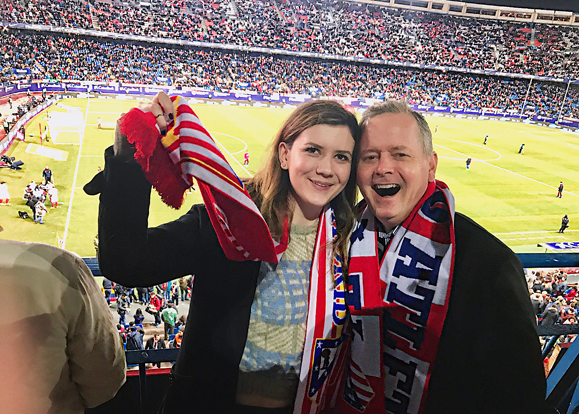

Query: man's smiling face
357,112,438,231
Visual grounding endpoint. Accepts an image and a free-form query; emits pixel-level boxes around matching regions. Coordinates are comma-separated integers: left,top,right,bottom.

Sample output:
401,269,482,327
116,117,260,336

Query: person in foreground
85,93,359,413
0,226,126,414
338,101,547,414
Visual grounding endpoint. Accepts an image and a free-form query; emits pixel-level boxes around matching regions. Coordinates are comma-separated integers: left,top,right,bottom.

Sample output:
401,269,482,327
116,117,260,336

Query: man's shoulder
454,212,518,265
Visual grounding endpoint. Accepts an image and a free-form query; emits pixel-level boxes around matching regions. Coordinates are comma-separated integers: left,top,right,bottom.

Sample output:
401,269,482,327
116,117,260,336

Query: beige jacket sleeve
66,255,126,408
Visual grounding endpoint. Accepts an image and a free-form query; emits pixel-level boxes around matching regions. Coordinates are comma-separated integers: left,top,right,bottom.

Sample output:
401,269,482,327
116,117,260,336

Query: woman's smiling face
279,124,355,222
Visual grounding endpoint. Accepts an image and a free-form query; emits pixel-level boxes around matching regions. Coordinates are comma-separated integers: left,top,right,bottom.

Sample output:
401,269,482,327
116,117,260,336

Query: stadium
1,0,579,413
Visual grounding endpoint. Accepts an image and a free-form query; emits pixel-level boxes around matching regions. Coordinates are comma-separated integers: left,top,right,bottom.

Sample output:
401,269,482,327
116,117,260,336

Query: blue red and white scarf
337,180,455,414
118,96,348,413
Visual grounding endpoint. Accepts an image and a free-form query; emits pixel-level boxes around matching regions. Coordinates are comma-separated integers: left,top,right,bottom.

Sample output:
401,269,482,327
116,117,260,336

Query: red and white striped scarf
119,96,349,412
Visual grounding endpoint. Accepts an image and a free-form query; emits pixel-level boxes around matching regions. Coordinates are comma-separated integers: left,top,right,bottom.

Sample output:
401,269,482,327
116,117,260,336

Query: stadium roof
466,0,579,13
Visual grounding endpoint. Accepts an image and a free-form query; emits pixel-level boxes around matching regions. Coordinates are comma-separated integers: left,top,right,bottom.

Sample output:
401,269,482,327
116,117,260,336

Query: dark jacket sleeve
95,146,213,287
426,213,547,414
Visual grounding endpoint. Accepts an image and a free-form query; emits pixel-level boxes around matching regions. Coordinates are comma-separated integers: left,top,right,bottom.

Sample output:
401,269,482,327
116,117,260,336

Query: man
161,302,178,341
0,230,125,414
557,181,564,198
519,143,525,154
117,292,129,325
42,166,53,185
125,323,144,351
103,277,113,305
465,157,471,170
559,214,570,233
341,101,546,414
145,333,166,368
484,135,488,145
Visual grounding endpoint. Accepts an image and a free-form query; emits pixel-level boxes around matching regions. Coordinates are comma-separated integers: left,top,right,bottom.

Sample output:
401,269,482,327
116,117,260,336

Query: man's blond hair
360,100,433,157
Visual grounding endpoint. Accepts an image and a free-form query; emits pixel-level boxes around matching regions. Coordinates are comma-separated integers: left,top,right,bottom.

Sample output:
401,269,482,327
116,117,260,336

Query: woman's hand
113,92,176,159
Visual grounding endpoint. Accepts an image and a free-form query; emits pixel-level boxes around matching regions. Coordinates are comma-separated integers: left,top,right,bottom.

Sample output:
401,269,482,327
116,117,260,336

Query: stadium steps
89,4,101,31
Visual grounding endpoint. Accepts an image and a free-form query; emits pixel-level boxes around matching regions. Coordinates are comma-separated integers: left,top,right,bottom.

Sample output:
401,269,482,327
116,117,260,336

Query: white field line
213,136,253,177
500,236,570,241
517,130,562,134
494,229,579,235
209,131,248,155
63,99,90,248
90,111,124,114
439,138,502,160
434,144,579,199
568,143,579,150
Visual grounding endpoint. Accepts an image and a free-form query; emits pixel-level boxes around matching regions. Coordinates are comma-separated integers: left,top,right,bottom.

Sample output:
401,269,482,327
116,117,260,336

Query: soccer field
1,97,578,256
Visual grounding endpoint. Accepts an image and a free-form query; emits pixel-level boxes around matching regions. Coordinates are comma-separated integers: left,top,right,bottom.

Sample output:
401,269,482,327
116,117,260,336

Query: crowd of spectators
2,28,579,118
528,271,579,329
4,0,579,78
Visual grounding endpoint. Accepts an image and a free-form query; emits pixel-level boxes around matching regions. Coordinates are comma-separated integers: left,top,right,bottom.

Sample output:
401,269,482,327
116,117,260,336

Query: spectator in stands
344,100,547,413
0,235,126,414
530,291,544,316
171,329,183,349
134,307,145,326
145,333,166,368
103,277,113,305
161,302,178,341
148,291,164,327
137,286,148,304
87,94,359,413
117,323,126,346
179,276,188,302
117,292,129,325
125,323,144,351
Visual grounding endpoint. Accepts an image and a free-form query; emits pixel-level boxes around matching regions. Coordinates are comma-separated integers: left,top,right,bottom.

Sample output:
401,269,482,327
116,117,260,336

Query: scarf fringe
119,109,189,209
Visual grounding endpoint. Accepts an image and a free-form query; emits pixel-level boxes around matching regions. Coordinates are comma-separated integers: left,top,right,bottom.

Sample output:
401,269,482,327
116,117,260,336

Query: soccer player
97,117,102,130
484,135,488,145
519,143,525,154
466,157,472,170
243,151,250,166
557,182,564,198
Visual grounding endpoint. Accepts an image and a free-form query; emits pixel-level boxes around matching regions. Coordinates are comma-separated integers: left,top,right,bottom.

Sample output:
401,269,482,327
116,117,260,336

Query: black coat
91,146,547,414
145,337,166,350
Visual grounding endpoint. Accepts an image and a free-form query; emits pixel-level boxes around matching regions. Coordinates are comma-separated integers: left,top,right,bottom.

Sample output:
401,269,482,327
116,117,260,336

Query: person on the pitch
559,215,570,233
519,143,525,154
466,157,472,170
557,181,564,198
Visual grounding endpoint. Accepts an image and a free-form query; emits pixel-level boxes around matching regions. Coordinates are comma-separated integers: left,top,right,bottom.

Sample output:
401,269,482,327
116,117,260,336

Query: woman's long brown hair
245,100,360,275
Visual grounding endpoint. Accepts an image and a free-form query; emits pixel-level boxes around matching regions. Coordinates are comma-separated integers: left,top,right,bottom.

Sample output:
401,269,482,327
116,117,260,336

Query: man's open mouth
373,184,401,197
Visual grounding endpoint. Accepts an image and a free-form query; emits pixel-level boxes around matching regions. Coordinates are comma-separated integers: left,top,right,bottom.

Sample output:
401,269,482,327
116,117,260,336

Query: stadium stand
1,27,579,119
4,0,579,78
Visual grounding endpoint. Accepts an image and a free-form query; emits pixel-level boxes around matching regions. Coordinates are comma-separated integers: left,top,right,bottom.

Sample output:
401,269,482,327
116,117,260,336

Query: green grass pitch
1,97,578,256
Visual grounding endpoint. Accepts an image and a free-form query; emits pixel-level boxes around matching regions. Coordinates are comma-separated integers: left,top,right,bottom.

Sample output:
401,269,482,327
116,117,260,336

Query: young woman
87,92,359,413
133,307,144,326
